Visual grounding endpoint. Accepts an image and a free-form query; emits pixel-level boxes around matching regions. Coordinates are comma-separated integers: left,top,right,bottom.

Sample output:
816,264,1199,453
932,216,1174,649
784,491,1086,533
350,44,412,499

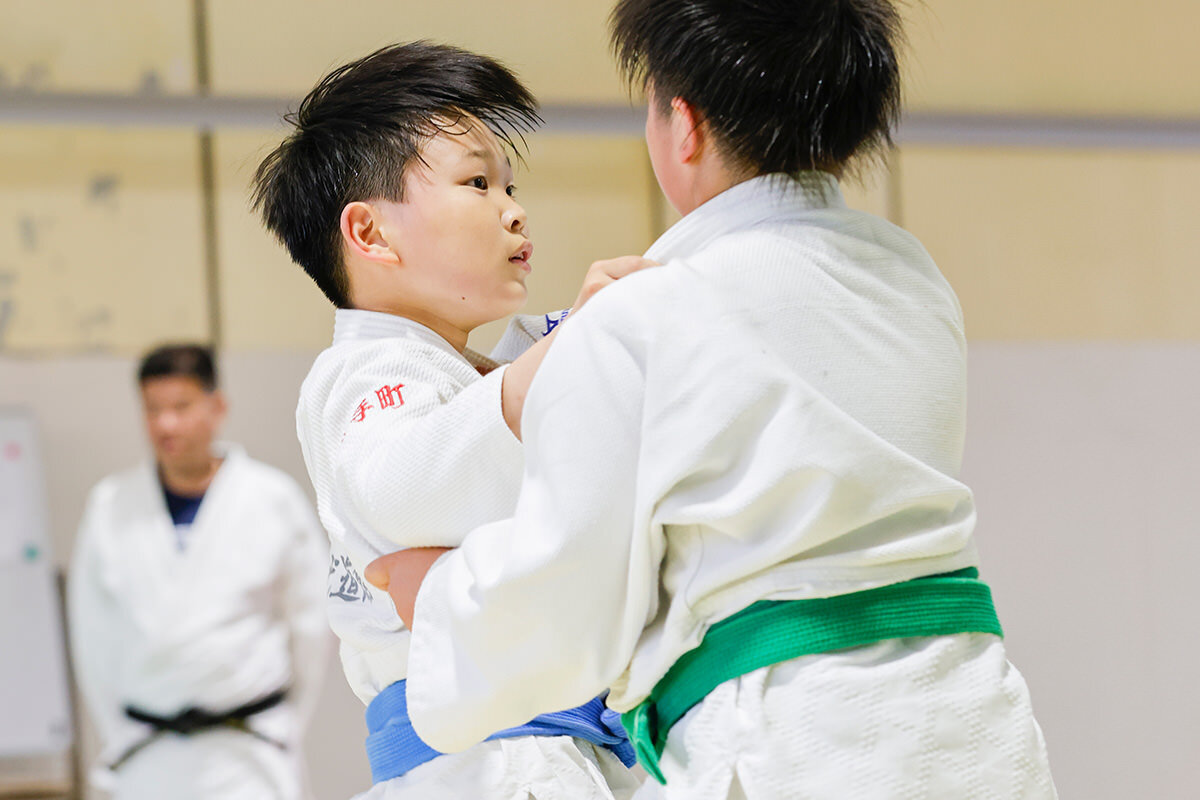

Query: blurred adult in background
68,344,331,800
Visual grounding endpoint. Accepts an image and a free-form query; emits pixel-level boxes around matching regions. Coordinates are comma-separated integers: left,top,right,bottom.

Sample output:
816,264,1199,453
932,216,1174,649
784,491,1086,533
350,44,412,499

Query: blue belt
365,680,637,784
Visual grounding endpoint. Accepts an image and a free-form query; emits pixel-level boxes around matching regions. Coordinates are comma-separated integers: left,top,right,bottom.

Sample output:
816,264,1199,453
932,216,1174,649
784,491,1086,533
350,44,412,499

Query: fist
364,547,452,630
572,256,659,313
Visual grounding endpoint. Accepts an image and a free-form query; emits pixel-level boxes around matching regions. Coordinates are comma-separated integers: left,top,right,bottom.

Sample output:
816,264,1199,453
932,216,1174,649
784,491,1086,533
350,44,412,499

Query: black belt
110,688,288,770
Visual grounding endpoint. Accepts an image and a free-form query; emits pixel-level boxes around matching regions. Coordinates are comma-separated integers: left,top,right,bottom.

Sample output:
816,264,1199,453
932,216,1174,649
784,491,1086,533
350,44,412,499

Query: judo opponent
373,2,1059,798
252,42,648,799
68,344,331,800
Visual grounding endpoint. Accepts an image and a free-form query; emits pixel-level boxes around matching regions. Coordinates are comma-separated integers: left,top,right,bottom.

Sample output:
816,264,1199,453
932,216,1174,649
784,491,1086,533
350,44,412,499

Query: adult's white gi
405,174,1058,799
68,444,330,800
294,309,639,800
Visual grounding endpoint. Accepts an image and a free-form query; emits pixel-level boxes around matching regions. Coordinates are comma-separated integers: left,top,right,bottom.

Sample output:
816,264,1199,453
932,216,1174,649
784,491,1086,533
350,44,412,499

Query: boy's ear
672,98,706,164
340,201,400,266
209,389,229,422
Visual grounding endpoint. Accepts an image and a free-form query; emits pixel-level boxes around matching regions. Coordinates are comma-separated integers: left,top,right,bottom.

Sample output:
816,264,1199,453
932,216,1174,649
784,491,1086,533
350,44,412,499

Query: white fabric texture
68,444,331,800
631,634,1055,800
353,738,641,800
295,310,639,799
296,311,523,706
405,173,1055,795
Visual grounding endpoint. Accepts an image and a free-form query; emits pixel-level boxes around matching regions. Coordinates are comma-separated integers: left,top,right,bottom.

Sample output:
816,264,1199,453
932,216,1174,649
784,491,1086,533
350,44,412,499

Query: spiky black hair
138,343,217,391
611,0,903,175
252,41,541,308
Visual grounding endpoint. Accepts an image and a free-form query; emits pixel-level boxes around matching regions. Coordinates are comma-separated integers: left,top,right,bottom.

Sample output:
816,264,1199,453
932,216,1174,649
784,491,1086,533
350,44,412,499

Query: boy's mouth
510,241,534,271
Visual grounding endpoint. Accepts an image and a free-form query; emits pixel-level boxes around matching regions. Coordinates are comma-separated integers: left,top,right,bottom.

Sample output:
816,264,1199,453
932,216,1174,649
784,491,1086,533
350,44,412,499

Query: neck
160,455,220,497
679,156,758,216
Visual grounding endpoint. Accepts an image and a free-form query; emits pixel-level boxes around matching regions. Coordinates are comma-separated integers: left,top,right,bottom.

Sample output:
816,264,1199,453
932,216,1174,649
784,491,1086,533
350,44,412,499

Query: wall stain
88,175,120,203
19,62,49,90
18,216,39,252
139,70,163,94
0,298,13,348
78,308,112,332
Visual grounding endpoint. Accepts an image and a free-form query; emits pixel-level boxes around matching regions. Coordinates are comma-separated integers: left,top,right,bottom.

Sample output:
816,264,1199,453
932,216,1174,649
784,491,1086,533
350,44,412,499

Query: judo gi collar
644,172,844,264
332,309,499,371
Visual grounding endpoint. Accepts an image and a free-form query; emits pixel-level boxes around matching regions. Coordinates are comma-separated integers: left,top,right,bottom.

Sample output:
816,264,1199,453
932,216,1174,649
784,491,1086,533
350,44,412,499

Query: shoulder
558,265,681,344
232,453,310,505
85,464,150,507
303,339,434,389
76,465,153,548
530,269,687,399
306,339,472,406
706,206,960,316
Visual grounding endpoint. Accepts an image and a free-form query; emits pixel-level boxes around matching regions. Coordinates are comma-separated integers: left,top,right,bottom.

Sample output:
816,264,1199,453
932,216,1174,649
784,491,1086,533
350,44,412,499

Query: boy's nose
502,202,527,234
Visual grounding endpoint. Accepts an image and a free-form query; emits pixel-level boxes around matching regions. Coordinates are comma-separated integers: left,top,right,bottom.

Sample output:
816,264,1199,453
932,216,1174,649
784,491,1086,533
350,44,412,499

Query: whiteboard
0,410,72,757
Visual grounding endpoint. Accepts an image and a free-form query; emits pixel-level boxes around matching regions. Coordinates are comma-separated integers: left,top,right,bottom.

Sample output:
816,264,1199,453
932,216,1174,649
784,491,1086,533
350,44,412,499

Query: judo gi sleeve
488,309,571,363
67,488,132,748
404,292,665,753
333,366,525,549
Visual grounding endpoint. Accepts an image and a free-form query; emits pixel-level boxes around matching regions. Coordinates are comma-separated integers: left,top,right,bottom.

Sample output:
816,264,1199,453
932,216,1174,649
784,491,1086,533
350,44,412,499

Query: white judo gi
68,443,330,800
405,173,1058,799
294,309,639,800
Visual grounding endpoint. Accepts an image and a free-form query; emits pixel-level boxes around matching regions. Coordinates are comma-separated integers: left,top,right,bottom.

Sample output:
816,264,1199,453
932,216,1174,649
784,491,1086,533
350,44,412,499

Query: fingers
595,255,660,279
573,256,661,311
363,554,394,590
363,547,454,629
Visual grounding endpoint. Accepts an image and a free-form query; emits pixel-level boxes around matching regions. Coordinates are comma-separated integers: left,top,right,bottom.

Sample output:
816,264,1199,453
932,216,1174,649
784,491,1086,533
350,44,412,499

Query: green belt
620,567,1003,784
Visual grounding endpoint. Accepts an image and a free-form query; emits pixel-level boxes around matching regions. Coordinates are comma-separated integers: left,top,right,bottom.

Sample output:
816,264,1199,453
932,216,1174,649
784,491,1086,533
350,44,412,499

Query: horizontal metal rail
3,90,1200,149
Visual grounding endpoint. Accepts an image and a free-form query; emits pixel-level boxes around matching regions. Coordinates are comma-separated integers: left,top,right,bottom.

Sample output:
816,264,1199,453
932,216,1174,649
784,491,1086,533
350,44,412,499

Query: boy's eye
470,176,488,190
506,185,516,197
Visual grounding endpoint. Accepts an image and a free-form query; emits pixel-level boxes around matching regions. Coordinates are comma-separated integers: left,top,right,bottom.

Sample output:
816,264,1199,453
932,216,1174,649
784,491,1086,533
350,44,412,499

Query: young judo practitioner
252,42,647,799
375,2,1060,798
69,344,330,800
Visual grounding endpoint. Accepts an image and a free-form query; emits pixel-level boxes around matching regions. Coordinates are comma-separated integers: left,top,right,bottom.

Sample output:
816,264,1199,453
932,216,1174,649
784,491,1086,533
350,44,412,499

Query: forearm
500,329,557,439
404,304,657,751
67,565,125,743
500,254,658,439
404,507,655,753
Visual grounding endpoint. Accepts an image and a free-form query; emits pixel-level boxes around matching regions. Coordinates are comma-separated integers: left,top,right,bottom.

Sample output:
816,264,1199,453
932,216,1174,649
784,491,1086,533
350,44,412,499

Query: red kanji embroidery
376,383,405,409
351,399,373,423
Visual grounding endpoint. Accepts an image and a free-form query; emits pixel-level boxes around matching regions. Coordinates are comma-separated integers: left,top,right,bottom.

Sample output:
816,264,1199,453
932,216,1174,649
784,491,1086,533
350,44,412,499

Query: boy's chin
477,293,528,326
504,286,529,312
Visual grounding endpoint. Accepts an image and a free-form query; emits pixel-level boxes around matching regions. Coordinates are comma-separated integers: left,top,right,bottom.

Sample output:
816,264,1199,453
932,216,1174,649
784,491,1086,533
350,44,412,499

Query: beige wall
0,1,194,94
899,146,1200,339
0,127,209,352
4,2,1200,351
904,0,1200,115
207,0,623,104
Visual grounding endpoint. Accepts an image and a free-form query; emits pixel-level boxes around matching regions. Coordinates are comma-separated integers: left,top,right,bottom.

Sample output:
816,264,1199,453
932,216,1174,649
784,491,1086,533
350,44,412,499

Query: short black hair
252,41,541,308
611,0,903,175
138,344,217,392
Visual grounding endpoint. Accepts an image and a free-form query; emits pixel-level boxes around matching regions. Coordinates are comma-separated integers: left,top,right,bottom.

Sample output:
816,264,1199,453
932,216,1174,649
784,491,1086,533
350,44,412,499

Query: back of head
138,343,217,391
252,41,541,308
611,0,903,176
